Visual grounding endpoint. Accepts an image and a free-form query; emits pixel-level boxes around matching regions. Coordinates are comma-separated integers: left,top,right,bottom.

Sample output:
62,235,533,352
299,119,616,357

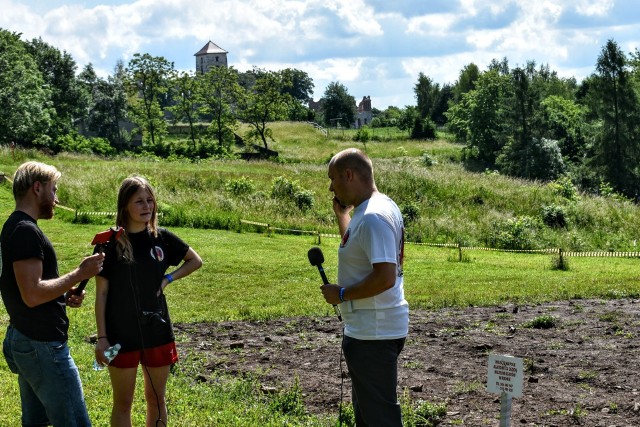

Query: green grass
0,196,639,425
1,122,640,425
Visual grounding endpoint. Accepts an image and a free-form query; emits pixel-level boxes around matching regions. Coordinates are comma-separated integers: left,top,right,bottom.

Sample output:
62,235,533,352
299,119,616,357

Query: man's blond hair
12,161,61,200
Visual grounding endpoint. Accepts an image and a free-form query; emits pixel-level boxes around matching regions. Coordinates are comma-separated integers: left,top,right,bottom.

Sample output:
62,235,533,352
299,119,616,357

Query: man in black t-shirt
0,161,104,426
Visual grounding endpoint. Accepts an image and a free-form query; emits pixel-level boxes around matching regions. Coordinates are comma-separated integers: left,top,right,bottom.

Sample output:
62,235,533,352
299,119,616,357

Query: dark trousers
342,335,406,427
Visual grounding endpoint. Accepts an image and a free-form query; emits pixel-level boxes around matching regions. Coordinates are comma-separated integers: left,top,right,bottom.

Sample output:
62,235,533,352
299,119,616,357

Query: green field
0,124,639,425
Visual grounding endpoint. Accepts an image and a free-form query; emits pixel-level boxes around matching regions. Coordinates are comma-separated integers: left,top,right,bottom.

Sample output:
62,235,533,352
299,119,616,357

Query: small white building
194,41,228,74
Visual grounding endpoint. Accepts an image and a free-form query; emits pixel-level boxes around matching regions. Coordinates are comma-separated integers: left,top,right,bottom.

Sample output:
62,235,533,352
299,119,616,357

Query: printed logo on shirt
340,229,350,248
150,246,165,262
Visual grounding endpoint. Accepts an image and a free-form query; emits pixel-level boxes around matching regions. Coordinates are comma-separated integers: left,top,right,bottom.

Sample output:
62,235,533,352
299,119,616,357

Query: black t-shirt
0,211,68,341
98,228,189,352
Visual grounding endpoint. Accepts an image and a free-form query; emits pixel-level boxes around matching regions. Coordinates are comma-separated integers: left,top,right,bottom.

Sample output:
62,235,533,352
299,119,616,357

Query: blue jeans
3,325,91,427
343,336,406,427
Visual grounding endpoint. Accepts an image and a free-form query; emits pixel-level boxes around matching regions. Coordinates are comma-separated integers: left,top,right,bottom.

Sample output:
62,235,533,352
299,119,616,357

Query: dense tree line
0,29,319,157
2,28,639,198
426,40,639,199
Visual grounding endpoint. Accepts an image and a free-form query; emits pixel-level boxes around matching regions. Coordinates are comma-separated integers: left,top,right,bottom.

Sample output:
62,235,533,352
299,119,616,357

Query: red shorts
110,342,178,368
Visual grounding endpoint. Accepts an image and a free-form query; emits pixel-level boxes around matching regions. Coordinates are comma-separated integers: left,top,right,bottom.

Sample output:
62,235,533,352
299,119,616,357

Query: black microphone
307,247,342,321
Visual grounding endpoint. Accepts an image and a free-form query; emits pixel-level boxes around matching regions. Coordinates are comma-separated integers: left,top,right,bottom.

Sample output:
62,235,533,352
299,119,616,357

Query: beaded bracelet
164,273,174,283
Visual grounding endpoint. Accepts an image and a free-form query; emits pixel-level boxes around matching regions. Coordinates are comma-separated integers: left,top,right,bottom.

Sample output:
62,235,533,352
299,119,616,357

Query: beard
38,199,55,219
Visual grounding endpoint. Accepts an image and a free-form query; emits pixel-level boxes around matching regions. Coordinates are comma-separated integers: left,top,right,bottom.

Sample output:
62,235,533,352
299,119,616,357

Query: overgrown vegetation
3,121,640,252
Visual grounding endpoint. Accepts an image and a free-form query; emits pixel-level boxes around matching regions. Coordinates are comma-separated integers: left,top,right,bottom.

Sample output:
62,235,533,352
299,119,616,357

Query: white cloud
575,0,614,16
407,14,458,36
324,0,383,36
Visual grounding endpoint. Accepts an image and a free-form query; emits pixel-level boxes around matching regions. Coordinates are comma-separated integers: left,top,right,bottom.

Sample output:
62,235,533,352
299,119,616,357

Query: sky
1,0,639,110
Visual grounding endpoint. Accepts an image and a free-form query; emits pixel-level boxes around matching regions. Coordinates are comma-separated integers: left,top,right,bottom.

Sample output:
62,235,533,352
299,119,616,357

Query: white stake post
487,354,524,427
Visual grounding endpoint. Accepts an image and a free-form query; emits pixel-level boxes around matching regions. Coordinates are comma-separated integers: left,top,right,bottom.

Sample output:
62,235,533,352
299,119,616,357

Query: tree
453,63,480,103
431,83,453,126
279,68,314,103
237,69,292,150
398,106,419,136
414,73,438,120
587,39,640,196
126,53,174,145
539,95,587,162
26,38,88,146
167,71,202,150
78,61,128,147
458,69,513,167
0,30,52,146
200,65,242,148
321,82,355,128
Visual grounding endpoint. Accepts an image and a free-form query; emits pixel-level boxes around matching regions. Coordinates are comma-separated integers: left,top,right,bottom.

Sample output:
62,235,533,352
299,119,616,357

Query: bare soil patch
175,298,640,426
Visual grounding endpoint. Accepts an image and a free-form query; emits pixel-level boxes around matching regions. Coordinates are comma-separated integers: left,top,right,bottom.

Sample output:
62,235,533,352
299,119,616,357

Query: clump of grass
522,315,557,329
398,389,447,427
268,376,305,416
550,252,570,270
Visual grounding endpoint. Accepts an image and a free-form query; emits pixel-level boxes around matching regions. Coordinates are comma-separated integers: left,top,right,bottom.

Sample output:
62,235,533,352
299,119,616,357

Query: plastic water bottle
93,343,121,371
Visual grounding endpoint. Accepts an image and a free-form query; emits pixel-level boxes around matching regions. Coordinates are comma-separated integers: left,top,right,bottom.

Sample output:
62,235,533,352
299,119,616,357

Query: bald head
329,148,374,185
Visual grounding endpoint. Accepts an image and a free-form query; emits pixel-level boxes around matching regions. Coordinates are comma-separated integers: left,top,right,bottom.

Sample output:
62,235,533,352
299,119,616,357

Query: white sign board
487,354,524,398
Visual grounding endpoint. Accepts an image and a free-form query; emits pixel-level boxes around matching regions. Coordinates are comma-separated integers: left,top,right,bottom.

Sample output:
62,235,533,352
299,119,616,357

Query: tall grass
4,124,640,251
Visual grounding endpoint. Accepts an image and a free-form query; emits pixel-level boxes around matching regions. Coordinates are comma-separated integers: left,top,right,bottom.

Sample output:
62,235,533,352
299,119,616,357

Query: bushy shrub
225,176,255,197
57,134,116,156
411,117,436,140
270,176,315,211
294,190,314,211
542,204,568,228
421,152,437,167
550,175,579,201
487,216,542,250
271,176,298,200
401,202,420,224
353,126,371,143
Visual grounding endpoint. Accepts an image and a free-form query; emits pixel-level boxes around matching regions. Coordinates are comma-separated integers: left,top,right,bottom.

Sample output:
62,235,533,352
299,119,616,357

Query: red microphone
75,227,123,294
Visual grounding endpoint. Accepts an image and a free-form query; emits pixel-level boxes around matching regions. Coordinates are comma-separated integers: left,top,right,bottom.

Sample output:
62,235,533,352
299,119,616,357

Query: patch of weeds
550,253,570,271
614,329,633,339
571,303,584,313
400,390,447,427
335,403,355,427
268,376,305,417
546,404,587,422
548,341,565,350
483,321,497,333
607,402,618,414
570,404,588,422
453,380,482,395
494,313,513,320
404,361,425,370
598,310,622,322
446,250,472,263
522,315,557,329
576,370,598,382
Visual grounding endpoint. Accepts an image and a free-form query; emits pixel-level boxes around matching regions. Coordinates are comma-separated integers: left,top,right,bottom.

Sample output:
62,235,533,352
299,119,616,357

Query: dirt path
175,298,640,426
